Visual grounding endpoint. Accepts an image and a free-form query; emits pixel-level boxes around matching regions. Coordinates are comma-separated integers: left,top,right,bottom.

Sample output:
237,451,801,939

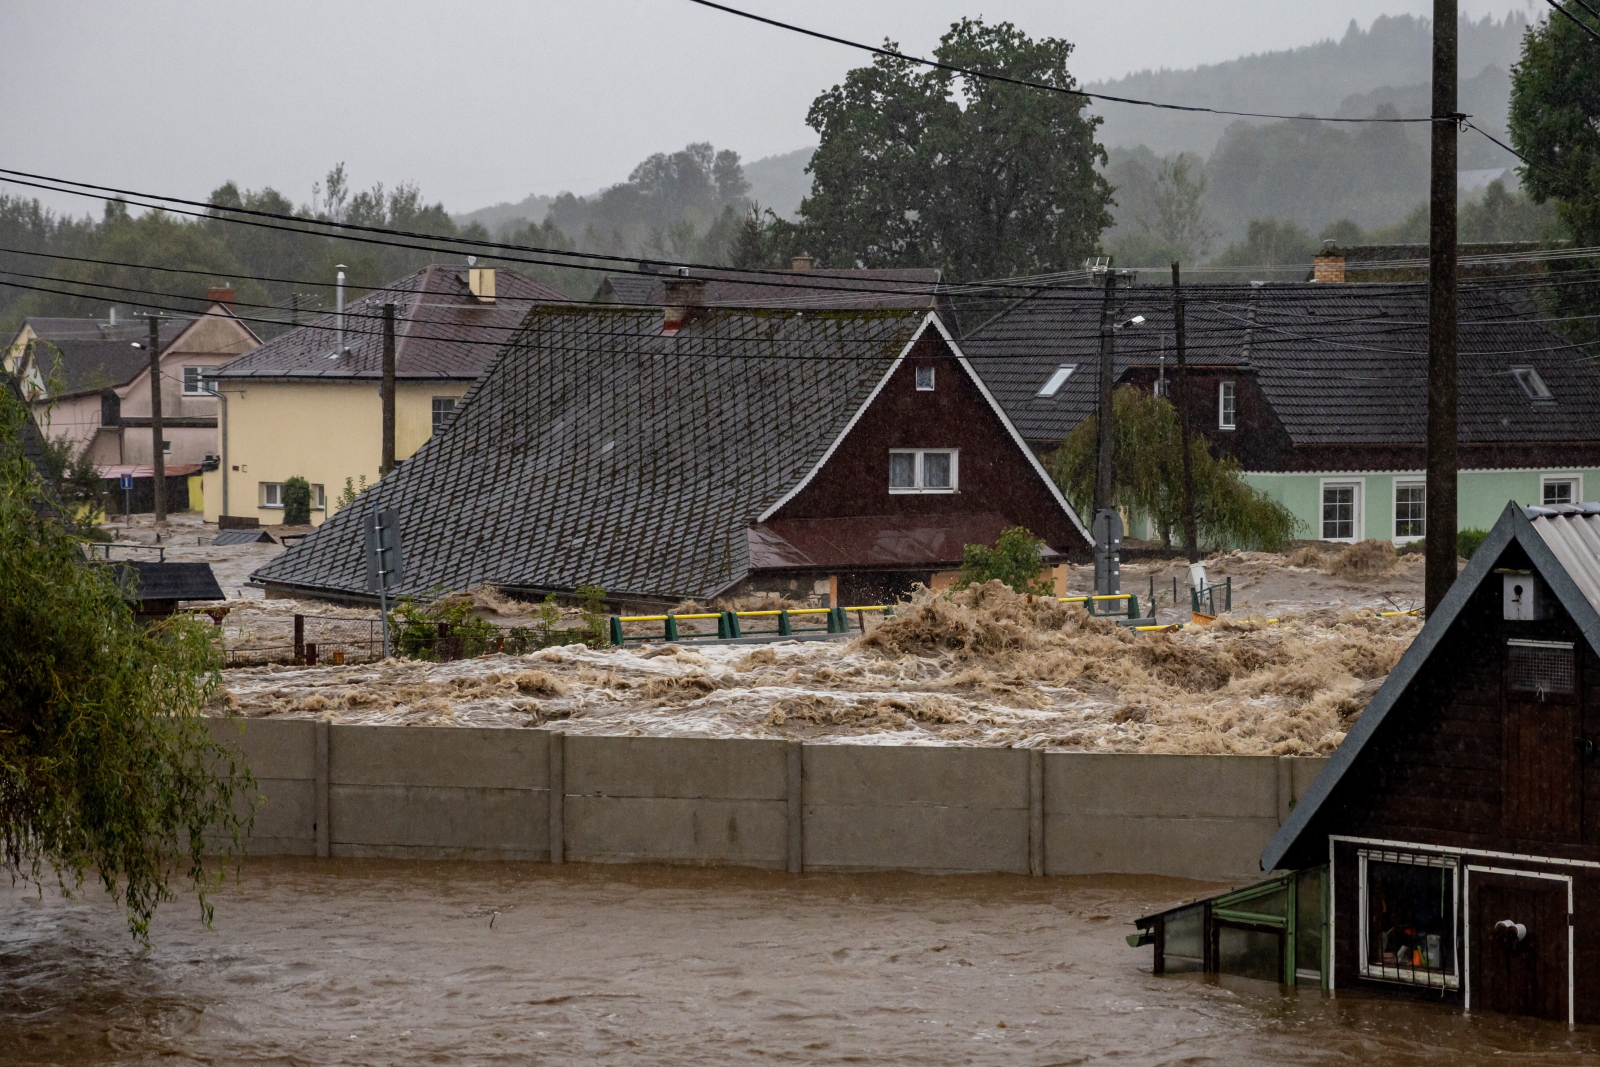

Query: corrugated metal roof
1525,503,1600,619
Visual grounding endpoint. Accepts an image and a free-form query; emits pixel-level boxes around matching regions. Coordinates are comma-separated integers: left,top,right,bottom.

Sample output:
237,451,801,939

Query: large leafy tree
0,380,253,939
1510,2,1600,350
800,19,1113,279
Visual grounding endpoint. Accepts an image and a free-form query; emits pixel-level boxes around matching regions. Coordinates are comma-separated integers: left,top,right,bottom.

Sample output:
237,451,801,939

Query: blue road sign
120,473,133,489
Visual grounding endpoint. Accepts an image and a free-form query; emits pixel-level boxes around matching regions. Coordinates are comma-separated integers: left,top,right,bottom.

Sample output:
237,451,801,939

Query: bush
958,526,1054,595
281,476,311,525
1457,528,1490,559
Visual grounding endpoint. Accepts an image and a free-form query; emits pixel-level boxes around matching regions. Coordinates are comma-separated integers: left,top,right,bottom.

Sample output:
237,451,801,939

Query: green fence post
778,609,791,636
717,612,730,639
727,611,742,638
1127,594,1139,620
665,615,679,642
609,616,625,645
1226,576,1232,612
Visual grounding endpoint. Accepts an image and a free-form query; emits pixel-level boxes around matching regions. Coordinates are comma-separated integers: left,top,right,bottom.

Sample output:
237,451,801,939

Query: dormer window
1037,364,1076,397
1511,366,1552,401
915,366,935,391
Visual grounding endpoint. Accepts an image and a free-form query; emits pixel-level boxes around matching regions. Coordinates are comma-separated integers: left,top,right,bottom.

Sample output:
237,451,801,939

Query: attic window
889,449,957,493
915,366,935,391
1037,365,1076,397
1507,639,1575,697
1511,366,1552,401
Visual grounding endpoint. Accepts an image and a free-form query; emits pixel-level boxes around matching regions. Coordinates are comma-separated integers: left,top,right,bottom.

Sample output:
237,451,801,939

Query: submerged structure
1134,501,1600,1023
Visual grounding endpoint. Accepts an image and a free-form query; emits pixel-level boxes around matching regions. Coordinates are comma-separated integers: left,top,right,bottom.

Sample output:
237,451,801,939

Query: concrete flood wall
207,719,1327,881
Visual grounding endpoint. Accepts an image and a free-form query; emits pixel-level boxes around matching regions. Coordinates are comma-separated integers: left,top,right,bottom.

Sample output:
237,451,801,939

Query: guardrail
609,605,896,646
1192,577,1232,616
1058,593,1141,620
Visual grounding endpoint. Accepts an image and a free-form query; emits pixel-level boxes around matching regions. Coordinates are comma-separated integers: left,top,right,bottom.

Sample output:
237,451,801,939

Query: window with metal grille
1395,482,1425,539
1507,639,1575,696
1322,483,1358,540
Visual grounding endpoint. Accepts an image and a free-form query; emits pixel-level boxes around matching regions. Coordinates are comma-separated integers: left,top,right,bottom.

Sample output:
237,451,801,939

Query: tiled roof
213,266,567,381
598,267,945,311
20,319,186,396
961,282,1600,448
114,561,225,602
251,306,930,601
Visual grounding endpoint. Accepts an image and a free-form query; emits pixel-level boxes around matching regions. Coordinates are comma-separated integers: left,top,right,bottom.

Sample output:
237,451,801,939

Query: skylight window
1511,366,1552,400
1037,364,1076,397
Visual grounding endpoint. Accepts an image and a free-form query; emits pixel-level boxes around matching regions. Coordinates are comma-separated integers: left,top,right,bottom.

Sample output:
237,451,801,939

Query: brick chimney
207,286,236,305
790,253,815,271
662,271,707,335
1312,241,1345,284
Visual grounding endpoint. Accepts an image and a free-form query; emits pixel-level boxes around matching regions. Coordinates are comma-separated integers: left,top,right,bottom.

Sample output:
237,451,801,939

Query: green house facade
964,281,1600,548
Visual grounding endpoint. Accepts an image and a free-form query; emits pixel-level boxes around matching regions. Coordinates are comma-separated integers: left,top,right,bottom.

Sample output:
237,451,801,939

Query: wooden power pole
1093,265,1117,515
1172,263,1199,563
381,302,397,476
1425,0,1459,615
148,314,166,525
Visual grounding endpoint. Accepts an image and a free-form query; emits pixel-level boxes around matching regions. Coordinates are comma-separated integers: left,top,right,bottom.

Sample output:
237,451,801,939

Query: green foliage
576,585,610,647
0,382,252,940
957,526,1054,595
281,476,311,526
36,433,109,533
800,18,1112,278
730,205,806,270
1106,153,1215,267
1049,386,1301,551
1457,527,1490,560
335,475,368,512
387,593,498,661
1209,218,1321,269
1510,7,1600,351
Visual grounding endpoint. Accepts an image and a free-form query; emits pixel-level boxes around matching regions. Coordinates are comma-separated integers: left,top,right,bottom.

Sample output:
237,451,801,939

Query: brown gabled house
250,281,1088,608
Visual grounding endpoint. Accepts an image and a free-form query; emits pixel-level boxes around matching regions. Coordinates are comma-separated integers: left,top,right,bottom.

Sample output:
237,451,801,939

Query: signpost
120,472,133,519
363,506,404,658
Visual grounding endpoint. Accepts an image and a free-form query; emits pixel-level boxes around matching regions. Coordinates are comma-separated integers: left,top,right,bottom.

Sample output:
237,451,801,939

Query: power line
682,0,1443,126
1542,0,1600,45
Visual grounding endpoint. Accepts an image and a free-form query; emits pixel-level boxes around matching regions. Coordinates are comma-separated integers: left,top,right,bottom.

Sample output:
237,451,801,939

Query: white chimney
335,264,347,352
108,306,117,326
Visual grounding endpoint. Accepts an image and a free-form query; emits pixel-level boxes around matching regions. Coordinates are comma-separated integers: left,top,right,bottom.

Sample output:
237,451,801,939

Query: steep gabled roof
250,306,939,602
962,282,1600,449
213,266,567,381
17,319,186,397
1262,501,1600,872
597,267,945,311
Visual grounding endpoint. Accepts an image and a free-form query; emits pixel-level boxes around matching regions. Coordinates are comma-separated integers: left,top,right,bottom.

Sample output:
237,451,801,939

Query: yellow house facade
205,264,565,526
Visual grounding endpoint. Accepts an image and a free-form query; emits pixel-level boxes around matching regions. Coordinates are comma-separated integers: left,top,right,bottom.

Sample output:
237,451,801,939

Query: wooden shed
1133,501,1600,1023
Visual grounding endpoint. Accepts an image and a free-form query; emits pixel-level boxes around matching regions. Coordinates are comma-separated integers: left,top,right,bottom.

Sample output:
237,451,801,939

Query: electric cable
1542,0,1600,45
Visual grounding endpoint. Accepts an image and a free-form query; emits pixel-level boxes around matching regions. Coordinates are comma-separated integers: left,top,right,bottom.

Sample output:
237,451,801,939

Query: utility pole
1425,0,1459,615
1093,264,1117,515
147,314,166,525
1172,263,1199,563
381,302,397,476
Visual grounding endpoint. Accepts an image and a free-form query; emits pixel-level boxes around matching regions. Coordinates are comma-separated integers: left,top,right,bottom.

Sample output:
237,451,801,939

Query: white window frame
182,365,208,395
1510,365,1553,400
1357,849,1461,990
260,481,284,509
1320,478,1364,543
1218,380,1237,430
1541,474,1582,507
1037,364,1076,398
915,365,936,391
888,448,958,494
311,483,326,511
1393,479,1426,543
431,396,458,433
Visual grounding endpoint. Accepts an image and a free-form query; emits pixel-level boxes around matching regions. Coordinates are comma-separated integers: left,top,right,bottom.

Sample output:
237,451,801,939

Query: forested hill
1085,13,1529,160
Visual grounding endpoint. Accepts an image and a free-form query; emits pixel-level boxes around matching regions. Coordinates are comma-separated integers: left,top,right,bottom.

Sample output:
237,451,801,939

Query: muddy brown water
3,860,1598,1065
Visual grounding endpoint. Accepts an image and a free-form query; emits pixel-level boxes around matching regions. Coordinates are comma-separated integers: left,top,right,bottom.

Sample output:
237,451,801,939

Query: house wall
209,378,471,524
30,392,105,456
1244,467,1600,542
771,334,1086,554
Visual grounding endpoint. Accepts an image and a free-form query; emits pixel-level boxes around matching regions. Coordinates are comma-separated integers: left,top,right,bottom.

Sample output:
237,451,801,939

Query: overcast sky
4,0,1536,218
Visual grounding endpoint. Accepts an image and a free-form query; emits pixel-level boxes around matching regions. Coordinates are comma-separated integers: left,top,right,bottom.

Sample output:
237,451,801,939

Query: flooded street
3,859,1598,1065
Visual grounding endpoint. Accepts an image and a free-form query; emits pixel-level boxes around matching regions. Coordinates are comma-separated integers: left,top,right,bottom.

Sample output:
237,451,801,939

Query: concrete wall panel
1046,814,1280,881
804,745,1028,808
565,736,786,799
206,717,316,780
565,796,787,867
1046,753,1280,819
330,784,548,860
804,805,1030,874
330,725,546,789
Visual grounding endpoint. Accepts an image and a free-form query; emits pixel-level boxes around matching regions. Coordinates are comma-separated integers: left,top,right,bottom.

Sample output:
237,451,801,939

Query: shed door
1468,870,1570,1022
1502,641,1581,843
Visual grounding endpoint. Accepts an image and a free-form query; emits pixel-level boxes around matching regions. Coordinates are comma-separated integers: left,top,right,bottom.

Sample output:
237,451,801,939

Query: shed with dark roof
249,301,1088,608
1132,502,1600,1023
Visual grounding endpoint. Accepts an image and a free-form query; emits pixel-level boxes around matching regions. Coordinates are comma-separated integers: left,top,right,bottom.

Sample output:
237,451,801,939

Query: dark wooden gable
766,330,1089,556
1266,503,1600,871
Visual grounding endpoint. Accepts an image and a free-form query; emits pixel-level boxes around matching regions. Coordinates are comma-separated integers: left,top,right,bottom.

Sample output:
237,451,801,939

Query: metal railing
609,605,895,646
1058,593,1142,619
1191,577,1232,616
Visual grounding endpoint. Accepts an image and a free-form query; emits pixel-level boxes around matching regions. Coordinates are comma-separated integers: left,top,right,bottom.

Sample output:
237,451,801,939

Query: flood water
4,859,1600,1065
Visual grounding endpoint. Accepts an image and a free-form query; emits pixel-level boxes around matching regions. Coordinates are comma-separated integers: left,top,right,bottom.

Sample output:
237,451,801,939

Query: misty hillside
454,193,554,235
1085,13,1528,161
744,146,815,220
